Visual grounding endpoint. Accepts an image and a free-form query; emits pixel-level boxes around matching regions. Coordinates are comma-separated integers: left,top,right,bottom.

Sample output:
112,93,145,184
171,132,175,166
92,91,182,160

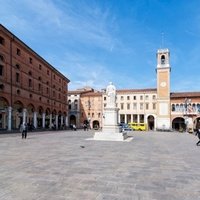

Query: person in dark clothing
195,128,200,146
20,122,28,139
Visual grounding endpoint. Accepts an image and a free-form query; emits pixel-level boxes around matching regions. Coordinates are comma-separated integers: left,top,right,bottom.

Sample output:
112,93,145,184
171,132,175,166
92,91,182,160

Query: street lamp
184,98,192,132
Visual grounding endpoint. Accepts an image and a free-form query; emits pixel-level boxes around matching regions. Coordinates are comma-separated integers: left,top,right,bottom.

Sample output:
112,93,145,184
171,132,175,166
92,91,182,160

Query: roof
170,92,200,98
117,88,157,93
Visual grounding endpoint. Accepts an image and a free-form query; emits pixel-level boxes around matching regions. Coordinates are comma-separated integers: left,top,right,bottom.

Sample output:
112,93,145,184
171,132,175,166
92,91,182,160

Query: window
0,36,5,45
121,103,124,110
127,96,130,100
140,95,143,100
17,48,21,56
46,87,49,94
152,95,156,100
121,96,124,100
38,76,42,81
39,64,42,70
161,55,165,64
47,70,49,75
17,89,20,95
133,96,136,100
0,55,4,62
28,71,32,76
153,103,156,110
133,103,137,110
171,104,175,111
140,103,143,110
16,64,20,69
104,97,106,101
29,94,32,98
29,79,32,87
127,103,130,110
38,83,41,91
29,57,32,64
145,95,149,100
0,65,3,76
46,81,49,85
16,72,20,83
146,103,149,110
53,74,56,80
0,84,4,90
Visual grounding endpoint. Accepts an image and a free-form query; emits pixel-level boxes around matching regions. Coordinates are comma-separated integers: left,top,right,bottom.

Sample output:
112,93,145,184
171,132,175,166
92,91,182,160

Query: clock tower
156,49,171,130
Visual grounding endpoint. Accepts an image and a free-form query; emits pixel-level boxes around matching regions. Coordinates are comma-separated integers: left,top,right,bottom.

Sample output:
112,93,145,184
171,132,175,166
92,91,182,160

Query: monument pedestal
93,107,128,141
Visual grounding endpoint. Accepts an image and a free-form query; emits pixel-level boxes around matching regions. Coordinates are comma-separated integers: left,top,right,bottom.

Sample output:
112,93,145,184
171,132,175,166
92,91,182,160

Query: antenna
161,32,164,48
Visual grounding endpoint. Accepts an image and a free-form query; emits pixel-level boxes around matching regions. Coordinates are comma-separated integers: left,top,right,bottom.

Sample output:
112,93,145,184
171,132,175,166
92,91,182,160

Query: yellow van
128,122,147,131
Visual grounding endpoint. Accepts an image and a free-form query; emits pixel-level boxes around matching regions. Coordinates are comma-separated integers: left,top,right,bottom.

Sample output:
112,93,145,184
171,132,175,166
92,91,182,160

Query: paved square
0,130,200,200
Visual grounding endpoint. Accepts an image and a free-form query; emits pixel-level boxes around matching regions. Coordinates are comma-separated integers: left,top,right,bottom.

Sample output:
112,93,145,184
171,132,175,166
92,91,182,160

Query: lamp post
184,98,192,132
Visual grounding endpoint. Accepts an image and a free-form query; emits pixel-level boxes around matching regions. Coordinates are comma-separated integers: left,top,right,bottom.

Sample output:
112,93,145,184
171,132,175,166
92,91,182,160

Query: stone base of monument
93,131,128,141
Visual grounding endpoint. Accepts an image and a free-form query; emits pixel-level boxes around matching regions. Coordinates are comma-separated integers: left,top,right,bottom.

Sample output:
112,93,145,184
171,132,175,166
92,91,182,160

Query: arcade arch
172,117,185,131
147,115,155,130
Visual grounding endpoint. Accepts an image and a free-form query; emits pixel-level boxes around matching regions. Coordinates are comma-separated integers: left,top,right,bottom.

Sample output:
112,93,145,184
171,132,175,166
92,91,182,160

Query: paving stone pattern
0,130,200,200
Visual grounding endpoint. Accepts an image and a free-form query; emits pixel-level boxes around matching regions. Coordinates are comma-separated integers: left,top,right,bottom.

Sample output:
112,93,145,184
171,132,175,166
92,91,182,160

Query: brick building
0,24,70,131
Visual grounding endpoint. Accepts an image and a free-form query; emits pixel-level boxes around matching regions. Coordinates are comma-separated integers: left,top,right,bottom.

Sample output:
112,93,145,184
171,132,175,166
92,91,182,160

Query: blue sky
1,0,200,92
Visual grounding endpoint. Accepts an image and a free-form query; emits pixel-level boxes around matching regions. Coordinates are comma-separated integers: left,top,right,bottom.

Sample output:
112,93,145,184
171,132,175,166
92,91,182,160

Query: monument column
94,82,129,141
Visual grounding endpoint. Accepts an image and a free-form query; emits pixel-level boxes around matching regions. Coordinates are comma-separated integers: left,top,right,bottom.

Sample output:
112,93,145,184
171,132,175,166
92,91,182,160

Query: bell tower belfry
156,49,171,130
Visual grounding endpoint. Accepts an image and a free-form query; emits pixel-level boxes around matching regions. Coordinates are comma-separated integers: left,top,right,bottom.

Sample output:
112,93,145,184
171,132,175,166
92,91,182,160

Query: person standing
20,122,28,139
196,128,200,146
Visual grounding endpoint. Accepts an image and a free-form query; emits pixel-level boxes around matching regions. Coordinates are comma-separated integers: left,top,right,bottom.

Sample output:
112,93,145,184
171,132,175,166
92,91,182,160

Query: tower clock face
160,81,166,87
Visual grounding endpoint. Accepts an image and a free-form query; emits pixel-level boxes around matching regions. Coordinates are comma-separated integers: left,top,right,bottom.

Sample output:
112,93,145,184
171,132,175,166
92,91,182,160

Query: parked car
119,123,132,132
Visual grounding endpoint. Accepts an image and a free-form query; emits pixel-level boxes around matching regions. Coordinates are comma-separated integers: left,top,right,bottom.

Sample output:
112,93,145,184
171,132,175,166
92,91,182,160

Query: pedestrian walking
20,122,28,139
195,128,200,146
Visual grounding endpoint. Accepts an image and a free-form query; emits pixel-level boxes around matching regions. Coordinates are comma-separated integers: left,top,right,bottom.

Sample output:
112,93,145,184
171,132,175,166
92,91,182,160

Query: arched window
161,55,165,64
180,104,184,112
172,104,175,111
197,104,200,113
192,103,196,112
175,104,179,112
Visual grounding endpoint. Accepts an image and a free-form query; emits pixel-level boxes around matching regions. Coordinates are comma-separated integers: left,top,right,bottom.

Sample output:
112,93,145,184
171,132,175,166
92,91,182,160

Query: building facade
68,87,103,129
69,48,200,132
0,24,70,131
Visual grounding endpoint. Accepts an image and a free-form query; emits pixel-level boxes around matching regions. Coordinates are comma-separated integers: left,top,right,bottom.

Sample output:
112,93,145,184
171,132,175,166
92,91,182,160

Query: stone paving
0,130,200,200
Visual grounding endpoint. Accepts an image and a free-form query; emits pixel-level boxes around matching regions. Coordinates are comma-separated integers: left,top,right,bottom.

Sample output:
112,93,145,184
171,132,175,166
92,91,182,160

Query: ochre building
0,24,70,131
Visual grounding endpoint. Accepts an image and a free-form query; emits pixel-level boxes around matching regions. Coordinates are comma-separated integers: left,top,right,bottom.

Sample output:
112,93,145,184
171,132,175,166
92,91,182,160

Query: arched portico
13,101,24,129
69,115,76,126
147,115,155,130
0,97,9,129
172,117,185,131
93,120,100,130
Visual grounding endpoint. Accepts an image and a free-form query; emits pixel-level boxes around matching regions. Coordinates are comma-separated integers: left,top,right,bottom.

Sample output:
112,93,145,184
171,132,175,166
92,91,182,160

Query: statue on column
106,82,116,106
